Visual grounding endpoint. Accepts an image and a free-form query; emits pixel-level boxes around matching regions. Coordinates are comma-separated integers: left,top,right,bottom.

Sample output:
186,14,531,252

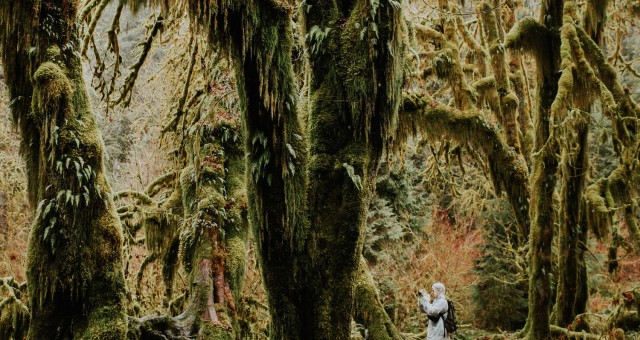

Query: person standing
418,282,450,340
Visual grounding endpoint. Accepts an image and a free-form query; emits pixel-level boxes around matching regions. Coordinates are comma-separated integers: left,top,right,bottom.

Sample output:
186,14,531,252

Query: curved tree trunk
1,1,127,338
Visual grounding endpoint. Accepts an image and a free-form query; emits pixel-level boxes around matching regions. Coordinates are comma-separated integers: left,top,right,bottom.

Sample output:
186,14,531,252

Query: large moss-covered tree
0,0,128,338
185,0,405,338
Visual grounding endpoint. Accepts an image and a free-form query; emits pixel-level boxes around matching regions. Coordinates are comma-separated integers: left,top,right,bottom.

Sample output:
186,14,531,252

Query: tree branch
81,0,110,56
549,325,601,339
116,15,163,108
145,171,177,196
505,16,553,68
399,92,530,242
113,190,156,205
414,24,446,43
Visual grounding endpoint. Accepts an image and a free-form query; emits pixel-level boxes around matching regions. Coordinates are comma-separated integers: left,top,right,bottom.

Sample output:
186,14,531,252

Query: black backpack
442,300,457,334
426,300,457,334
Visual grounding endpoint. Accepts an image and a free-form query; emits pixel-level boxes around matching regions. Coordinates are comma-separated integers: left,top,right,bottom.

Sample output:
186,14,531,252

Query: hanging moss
576,27,639,152
505,17,555,72
400,92,531,242
455,14,488,76
583,0,609,45
0,279,29,340
425,10,476,111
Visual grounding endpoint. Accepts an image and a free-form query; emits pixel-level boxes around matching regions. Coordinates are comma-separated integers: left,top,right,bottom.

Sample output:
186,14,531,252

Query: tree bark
480,1,521,153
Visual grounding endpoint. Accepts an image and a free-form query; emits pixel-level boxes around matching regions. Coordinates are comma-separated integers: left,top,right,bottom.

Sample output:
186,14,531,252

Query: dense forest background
1,0,640,339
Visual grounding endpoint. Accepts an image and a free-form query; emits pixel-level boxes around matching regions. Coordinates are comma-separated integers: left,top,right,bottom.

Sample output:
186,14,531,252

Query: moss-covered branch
585,163,640,247
576,26,639,152
428,5,476,111
584,0,609,45
572,21,640,249
400,92,530,242
113,190,156,205
480,1,521,152
549,325,601,339
79,0,100,22
415,24,446,43
455,14,488,76
505,17,549,52
80,0,110,56
505,17,554,70
145,170,178,196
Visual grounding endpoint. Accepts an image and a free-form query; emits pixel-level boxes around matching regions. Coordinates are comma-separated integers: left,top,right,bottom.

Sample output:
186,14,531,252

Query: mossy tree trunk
480,1,521,154
189,0,404,338
200,2,311,337
301,1,403,338
501,0,534,162
175,114,246,337
131,113,248,339
479,0,531,244
554,0,613,326
506,0,564,338
0,1,127,338
555,117,589,326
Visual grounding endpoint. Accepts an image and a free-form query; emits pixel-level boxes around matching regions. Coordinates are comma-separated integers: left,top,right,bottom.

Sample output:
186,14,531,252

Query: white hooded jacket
418,288,450,340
